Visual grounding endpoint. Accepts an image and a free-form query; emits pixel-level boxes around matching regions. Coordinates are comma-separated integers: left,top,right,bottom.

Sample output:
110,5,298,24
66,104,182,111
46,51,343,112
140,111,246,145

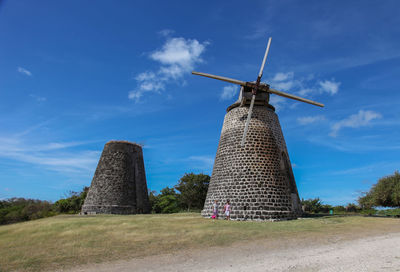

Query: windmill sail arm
258,37,272,78
268,88,325,107
191,71,324,107
192,71,247,86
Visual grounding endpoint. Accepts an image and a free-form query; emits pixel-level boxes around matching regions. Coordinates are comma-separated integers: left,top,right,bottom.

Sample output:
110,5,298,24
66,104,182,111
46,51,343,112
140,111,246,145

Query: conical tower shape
202,89,302,220
82,141,150,214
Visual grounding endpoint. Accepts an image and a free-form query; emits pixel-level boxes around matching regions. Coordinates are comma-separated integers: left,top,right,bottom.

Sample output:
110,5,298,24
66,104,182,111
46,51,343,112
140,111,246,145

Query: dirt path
66,232,400,272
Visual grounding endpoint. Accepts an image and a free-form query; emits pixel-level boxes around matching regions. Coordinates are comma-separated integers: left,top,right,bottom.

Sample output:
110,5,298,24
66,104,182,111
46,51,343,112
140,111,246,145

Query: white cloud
265,72,340,110
331,162,392,176
272,72,294,82
269,95,286,112
130,36,209,102
273,81,295,91
158,29,175,37
330,110,382,137
29,94,46,102
297,115,325,125
319,80,340,95
135,71,156,81
139,81,164,92
17,67,32,76
268,72,296,91
220,85,238,100
30,141,87,151
158,65,185,80
0,136,99,173
297,88,313,96
11,151,99,172
268,73,341,97
188,155,214,171
150,38,206,67
128,90,142,101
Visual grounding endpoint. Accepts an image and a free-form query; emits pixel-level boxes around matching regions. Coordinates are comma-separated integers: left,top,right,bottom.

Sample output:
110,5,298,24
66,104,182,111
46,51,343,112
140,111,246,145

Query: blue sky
1,0,399,205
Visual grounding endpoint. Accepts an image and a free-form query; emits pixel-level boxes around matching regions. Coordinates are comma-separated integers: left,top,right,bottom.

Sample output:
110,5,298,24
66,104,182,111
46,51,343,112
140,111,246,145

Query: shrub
358,171,400,208
175,173,209,211
151,187,180,213
0,198,54,225
345,203,359,213
333,205,346,213
53,187,89,214
301,198,323,213
150,173,211,213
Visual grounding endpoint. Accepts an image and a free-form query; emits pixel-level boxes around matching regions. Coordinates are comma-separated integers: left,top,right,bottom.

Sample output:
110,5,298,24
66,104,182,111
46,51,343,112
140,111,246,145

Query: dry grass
0,213,399,272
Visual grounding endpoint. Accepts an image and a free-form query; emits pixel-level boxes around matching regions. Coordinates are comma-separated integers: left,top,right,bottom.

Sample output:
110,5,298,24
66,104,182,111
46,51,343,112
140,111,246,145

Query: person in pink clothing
212,200,219,219
223,200,231,220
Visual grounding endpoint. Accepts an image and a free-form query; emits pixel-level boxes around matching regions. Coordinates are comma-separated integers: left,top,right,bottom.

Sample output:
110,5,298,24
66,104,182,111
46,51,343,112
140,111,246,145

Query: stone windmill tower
193,38,324,221
81,141,150,214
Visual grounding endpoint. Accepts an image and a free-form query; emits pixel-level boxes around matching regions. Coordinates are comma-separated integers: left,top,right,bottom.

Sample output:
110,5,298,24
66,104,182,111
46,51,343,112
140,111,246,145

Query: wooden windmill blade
192,37,324,146
241,37,272,147
191,71,325,108
268,88,325,107
191,71,247,86
257,37,272,81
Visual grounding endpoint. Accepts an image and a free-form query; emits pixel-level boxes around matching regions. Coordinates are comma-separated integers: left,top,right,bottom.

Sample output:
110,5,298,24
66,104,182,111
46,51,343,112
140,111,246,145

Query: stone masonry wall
81,141,150,214
202,104,302,220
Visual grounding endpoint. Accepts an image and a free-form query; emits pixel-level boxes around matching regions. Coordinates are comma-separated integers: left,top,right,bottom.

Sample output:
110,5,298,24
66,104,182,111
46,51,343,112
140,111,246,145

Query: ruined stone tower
82,141,150,214
201,88,302,220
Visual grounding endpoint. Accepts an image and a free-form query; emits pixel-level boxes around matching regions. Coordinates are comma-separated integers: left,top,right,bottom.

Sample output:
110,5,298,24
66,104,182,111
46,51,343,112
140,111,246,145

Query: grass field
1,213,399,272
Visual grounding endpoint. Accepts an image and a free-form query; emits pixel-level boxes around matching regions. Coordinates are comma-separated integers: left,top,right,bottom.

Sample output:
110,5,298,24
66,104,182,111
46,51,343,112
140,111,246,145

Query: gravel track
66,232,400,272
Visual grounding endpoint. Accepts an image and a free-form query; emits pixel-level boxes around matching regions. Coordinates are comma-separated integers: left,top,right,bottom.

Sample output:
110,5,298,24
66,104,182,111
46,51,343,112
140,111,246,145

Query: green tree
345,203,359,212
54,199,72,213
301,198,323,213
0,198,54,225
53,187,89,214
152,187,180,213
358,192,374,209
358,171,400,208
175,173,210,211
148,191,159,213
333,205,346,213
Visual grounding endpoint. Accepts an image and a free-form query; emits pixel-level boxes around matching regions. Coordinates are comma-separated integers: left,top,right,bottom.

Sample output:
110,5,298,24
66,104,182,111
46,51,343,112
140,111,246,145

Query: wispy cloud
269,95,286,112
297,115,325,125
307,134,400,153
129,36,209,102
15,119,54,137
330,110,382,137
266,72,339,110
269,72,295,91
272,72,294,82
331,161,400,176
0,137,99,173
299,50,400,75
17,67,32,76
220,85,238,100
29,94,47,102
319,80,340,95
158,29,175,37
244,24,271,40
268,72,340,96
188,155,214,171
